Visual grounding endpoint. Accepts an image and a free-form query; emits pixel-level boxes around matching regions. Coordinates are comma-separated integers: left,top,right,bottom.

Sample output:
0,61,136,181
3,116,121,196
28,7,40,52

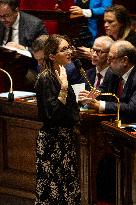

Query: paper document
72,83,85,102
2,45,32,57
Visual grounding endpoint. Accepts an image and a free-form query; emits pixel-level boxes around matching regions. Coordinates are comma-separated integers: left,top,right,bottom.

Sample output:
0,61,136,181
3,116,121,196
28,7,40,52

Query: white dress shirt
2,12,20,45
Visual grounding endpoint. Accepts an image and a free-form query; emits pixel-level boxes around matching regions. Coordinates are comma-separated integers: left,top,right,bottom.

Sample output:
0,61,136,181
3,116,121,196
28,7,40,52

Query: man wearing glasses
65,35,114,89
87,35,114,89
75,35,114,90
0,0,47,51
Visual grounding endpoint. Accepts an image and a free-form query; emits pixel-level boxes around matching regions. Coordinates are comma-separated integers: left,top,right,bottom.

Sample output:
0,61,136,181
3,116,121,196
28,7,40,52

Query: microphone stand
79,66,94,90
100,93,121,127
74,59,121,127
74,58,95,90
0,68,14,101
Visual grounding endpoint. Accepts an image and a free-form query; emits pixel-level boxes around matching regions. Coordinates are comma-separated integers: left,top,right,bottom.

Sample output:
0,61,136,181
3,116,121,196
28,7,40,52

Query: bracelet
59,90,67,99
60,88,67,92
58,90,67,104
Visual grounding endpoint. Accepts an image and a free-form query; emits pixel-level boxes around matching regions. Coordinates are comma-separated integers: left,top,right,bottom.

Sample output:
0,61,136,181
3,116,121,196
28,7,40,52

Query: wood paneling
0,99,42,205
102,121,136,205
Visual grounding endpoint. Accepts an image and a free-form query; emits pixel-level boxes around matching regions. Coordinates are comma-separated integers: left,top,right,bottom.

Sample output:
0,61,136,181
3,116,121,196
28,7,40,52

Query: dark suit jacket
66,63,96,88
99,66,136,123
99,69,119,94
86,67,96,89
65,62,83,85
86,67,112,90
66,63,111,91
0,11,48,48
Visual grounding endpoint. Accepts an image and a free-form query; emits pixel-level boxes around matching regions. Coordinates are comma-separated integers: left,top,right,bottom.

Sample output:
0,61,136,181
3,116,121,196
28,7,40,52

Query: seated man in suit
73,35,114,89
0,0,48,50
79,40,136,123
86,35,114,90
32,34,49,73
25,34,49,89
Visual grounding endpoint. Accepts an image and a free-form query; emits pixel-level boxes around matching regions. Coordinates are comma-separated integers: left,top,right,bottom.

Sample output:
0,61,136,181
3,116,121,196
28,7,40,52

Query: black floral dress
35,71,81,205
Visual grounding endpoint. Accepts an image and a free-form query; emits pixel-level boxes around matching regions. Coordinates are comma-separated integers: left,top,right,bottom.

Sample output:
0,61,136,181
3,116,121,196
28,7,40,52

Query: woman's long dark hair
35,34,71,87
43,34,71,73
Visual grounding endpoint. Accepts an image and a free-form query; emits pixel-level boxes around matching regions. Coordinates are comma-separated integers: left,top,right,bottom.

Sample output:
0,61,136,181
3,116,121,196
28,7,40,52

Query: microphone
100,92,121,127
74,58,94,90
0,68,14,101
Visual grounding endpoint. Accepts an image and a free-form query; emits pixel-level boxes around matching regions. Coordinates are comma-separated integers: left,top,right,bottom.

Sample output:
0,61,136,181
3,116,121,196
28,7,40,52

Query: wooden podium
0,97,116,205
101,121,136,205
0,97,42,205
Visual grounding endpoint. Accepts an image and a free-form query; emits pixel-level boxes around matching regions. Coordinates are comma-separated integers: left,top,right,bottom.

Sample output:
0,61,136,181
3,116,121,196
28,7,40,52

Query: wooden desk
101,121,136,205
0,98,115,205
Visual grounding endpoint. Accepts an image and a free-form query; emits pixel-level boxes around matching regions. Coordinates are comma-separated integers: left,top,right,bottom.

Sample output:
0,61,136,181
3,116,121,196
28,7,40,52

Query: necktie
95,73,102,89
7,27,12,43
117,77,123,97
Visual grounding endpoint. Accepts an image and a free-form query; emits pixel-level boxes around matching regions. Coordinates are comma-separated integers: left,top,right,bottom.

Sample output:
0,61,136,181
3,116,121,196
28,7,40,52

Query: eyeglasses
108,55,124,62
57,45,73,53
91,48,108,56
0,12,15,20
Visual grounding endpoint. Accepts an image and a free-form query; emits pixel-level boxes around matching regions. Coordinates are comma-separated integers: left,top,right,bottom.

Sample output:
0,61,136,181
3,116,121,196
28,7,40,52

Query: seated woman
104,4,136,47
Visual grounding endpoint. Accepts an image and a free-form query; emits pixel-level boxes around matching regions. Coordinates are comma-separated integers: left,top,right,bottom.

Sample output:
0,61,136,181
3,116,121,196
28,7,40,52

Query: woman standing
35,34,81,205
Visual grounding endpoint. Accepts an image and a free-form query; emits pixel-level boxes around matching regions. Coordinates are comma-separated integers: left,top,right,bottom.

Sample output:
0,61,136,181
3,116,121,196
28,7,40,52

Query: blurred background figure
104,4,136,47
32,34,49,73
25,34,49,90
0,0,48,50
131,16,136,32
